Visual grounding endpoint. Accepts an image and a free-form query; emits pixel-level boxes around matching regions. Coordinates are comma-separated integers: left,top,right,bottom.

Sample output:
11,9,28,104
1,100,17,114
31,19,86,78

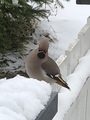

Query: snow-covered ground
32,0,90,60
0,0,90,120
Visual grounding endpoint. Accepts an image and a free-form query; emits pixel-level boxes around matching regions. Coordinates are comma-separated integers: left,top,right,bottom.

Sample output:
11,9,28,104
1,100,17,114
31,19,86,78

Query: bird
25,37,70,90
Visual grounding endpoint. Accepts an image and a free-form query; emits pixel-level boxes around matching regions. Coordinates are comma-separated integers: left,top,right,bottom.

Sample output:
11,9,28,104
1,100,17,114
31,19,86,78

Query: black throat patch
37,51,46,59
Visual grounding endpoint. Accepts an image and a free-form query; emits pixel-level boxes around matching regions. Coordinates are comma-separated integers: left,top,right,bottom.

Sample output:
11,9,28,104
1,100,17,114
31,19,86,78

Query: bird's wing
41,57,63,81
42,57,60,75
42,57,70,90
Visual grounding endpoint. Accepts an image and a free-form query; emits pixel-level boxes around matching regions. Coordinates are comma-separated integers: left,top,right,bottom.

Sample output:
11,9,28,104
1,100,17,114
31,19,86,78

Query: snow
53,49,90,120
32,0,90,60
0,75,52,120
0,0,90,120
1,49,90,120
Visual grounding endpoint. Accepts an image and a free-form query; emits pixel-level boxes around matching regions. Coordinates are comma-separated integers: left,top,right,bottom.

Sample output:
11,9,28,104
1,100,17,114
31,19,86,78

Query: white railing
63,77,90,120
55,16,90,120
56,16,90,77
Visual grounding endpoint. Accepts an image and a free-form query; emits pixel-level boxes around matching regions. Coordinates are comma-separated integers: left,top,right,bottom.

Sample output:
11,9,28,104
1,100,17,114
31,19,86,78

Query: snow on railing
63,77,90,120
54,16,90,120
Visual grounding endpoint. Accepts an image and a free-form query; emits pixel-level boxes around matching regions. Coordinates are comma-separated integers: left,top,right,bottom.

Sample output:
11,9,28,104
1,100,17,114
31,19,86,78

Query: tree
0,0,68,53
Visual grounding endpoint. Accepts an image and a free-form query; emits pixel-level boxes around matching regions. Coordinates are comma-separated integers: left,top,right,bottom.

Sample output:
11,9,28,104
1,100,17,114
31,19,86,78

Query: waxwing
25,37,70,90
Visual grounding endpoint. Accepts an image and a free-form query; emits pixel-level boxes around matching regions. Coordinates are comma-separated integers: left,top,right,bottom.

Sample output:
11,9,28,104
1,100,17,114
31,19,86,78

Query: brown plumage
25,37,70,90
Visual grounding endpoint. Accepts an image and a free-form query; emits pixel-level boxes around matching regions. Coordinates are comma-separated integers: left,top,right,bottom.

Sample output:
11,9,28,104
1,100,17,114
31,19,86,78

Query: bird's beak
56,76,71,91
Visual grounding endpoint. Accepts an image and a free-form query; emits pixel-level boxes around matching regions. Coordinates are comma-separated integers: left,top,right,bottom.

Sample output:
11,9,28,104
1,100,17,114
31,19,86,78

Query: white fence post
65,39,80,75
56,55,67,78
65,16,90,76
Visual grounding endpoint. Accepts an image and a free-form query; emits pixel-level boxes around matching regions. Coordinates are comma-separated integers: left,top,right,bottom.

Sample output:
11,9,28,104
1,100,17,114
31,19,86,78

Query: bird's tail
56,76,71,91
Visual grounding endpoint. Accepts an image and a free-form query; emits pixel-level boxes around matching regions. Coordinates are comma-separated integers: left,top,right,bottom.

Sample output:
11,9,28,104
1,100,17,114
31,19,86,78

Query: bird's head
37,37,49,59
